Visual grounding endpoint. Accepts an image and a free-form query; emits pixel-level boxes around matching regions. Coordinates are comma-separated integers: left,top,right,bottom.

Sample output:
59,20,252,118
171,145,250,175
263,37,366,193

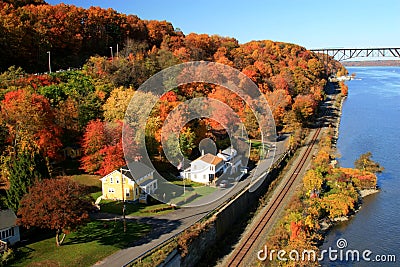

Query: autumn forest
0,1,386,266
0,0,347,188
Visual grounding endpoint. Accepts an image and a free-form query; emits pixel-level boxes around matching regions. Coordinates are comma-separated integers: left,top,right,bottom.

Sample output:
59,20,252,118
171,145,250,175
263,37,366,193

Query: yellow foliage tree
303,170,323,194
103,86,135,122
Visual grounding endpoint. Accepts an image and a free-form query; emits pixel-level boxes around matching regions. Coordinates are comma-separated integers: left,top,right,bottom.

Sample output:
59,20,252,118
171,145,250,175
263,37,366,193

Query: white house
217,147,237,161
217,147,242,175
183,153,225,184
0,209,20,246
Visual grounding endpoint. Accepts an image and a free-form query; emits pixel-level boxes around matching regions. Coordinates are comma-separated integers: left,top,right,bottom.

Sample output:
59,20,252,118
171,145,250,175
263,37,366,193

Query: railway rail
225,127,322,266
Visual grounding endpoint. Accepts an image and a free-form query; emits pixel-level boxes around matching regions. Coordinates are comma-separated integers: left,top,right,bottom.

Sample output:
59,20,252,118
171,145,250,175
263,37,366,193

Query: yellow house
100,162,157,203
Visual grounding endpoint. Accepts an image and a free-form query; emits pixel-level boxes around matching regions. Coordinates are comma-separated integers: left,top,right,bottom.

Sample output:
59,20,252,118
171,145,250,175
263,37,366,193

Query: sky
46,0,400,50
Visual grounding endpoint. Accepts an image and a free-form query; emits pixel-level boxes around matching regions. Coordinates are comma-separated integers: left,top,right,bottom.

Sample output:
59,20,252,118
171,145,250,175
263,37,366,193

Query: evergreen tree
5,150,49,212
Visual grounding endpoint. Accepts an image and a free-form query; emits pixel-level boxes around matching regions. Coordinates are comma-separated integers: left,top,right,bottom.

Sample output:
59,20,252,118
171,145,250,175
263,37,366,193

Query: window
116,178,120,184
108,188,115,193
125,188,130,197
0,228,13,239
135,187,139,197
110,177,113,184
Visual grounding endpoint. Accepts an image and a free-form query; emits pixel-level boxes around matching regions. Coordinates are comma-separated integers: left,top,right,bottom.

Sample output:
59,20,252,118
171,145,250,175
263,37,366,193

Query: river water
320,67,400,266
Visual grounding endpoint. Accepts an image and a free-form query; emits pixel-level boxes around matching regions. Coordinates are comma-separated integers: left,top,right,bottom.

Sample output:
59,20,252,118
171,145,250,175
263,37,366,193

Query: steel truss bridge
310,47,400,61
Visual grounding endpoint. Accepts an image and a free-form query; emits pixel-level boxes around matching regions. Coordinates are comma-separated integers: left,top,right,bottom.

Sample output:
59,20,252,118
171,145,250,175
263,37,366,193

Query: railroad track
225,127,322,266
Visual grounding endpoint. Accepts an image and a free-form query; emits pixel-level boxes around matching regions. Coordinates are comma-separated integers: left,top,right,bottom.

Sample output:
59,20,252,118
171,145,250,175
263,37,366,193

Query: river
320,67,400,266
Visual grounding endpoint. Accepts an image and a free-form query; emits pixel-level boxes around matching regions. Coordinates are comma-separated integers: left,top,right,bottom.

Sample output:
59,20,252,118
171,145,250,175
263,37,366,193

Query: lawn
11,220,151,267
172,179,204,187
99,201,176,217
169,185,217,205
67,174,101,189
66,174,102,200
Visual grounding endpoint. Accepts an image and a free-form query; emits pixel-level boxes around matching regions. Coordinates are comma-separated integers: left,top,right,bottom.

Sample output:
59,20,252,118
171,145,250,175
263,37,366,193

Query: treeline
1,0,152,72
0,1,346,212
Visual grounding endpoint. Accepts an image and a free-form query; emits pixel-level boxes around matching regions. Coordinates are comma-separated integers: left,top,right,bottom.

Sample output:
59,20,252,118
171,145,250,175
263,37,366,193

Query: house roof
0,209,17,230
222,146,237,156
125,162,154,180
101,162,154,182
140,178,157,187
196,153,224,166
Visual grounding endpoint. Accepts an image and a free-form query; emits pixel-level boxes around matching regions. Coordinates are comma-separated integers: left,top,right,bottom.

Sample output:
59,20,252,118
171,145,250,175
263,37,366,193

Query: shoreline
319,188,380,232
359,188,380,198
318,81,380,243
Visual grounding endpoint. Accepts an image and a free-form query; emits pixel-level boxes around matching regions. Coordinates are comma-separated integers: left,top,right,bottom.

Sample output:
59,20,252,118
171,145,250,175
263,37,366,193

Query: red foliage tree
17,177,93,246
80,119,106,173
80,120,129,175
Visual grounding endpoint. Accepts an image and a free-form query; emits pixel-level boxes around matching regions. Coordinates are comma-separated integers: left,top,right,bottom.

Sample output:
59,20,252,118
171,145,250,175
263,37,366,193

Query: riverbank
255,79,381,266
317,80,380,234
320,67,400,267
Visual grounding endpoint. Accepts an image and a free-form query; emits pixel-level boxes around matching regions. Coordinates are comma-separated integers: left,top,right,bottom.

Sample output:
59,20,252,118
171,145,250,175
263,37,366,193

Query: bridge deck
310,47,400,61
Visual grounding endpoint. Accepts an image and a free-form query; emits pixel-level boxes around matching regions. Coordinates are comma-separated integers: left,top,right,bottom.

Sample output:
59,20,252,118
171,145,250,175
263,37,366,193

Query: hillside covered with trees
0,0,346,212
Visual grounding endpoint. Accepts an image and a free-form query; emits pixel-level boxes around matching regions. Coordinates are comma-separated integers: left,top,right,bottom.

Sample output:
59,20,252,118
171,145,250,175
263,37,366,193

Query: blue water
320,67,400,266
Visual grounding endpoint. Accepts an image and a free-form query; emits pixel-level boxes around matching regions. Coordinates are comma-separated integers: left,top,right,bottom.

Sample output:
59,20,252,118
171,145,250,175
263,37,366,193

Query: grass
99,201,176,217
193,186,216,196
67,174,101,189
66,174,102,200
91,191,102,201
171,179,204,187
169,185,217,205
11,220,151,267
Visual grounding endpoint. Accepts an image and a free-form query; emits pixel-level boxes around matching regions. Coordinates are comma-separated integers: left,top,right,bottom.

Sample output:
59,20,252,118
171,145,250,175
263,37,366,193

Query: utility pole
120,167,126,233
47,51,51,73
116,43,119,58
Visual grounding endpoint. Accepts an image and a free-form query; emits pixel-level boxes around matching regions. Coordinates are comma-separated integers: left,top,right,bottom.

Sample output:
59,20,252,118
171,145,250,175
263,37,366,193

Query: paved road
94,138,288,267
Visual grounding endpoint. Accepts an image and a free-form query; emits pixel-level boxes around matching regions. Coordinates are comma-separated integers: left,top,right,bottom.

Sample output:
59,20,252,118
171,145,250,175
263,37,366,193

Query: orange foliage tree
0,89,62,159
292,94,317,124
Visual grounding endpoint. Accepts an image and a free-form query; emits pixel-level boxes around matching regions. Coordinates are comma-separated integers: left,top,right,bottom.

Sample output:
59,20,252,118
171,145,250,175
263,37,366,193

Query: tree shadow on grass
11,246,36,266
65,218,181,249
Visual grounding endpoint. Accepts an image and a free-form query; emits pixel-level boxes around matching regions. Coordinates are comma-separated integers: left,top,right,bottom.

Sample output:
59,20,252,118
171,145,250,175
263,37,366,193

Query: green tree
57,71,104,131
354,152,384,174
5,150,49,212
